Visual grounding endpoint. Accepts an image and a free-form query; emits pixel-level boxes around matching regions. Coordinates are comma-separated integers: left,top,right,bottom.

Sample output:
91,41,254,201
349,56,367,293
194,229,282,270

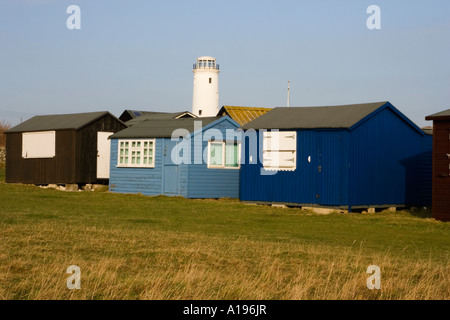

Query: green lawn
0,173,449,299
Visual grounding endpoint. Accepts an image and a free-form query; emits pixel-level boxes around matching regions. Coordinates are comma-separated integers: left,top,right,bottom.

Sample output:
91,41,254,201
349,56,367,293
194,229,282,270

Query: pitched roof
125,111,197,126
241,102,389,130
119,110,196,123
119,110,158,122
110,117,222,139
218,106,272,126
425,109,450,120
7,111,120,133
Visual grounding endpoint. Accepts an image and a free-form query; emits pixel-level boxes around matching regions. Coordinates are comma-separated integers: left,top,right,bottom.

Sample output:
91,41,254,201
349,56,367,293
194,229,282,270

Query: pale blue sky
1,0,449,127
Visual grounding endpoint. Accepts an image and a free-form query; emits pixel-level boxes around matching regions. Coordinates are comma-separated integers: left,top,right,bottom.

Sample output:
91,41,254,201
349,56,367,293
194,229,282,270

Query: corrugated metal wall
349,107,431,207
416,134,433,207
240,129,349,207
316,130,350,206
240,107,432,209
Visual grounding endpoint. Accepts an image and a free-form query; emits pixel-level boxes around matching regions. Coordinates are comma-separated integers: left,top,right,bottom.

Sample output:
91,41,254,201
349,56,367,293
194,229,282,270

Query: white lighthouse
192,56,220,117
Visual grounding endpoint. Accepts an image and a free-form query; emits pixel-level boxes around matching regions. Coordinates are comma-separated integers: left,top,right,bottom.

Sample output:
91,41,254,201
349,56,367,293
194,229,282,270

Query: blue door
316,132,344,206
163,140,179,195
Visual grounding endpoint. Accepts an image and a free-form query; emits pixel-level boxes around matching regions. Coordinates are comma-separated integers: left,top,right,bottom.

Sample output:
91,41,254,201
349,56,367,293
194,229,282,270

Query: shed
108,116,241,198
240,101,432,211
5,111,126,185
218,106,272,126
425,109,450,221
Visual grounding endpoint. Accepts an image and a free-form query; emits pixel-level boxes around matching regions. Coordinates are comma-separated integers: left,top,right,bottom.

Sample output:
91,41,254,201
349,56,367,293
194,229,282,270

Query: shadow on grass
350,206,433,220
380,208,433,219
406,208,433,219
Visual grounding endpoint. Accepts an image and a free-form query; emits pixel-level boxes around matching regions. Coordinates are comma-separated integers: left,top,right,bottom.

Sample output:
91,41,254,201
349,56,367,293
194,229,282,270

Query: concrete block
82,184,93,191
302,207,347,214
65,184,79,192
272,204,288,208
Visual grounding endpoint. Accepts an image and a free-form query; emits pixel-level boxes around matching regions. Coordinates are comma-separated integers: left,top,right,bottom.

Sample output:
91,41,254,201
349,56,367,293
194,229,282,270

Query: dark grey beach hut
5,111,126,185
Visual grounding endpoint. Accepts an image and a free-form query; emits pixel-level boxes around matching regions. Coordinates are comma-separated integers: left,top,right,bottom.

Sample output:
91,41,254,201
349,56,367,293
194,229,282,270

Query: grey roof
118,110,150,122
7,111,118,133
120,109,195,120
425,109,450,120
123,110,154,118
241,102,388,130
110,117,221,139
125,111,196,126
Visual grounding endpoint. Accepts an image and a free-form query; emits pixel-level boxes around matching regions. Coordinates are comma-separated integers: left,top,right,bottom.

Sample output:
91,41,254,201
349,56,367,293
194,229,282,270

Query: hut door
316,132,343,206
97,132,113,179
163,140,179,195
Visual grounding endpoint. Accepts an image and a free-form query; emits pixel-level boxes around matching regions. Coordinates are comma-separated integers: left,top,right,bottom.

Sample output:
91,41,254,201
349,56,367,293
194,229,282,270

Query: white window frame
262,131,297,171
22,131,56,159
207,141,241,169
117,139,156,168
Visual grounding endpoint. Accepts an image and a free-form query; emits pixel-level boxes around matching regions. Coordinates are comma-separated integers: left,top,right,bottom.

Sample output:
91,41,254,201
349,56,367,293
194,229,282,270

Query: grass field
0,168,449,300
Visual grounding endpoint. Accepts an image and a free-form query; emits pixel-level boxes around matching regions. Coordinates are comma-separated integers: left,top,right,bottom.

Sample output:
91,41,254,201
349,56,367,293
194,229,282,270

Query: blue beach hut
239,101,432,212
108,116,241,198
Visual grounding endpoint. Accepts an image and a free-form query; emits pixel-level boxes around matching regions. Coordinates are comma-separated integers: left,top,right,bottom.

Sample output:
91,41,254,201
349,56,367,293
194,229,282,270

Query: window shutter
263,131,296,171
22,131,56,159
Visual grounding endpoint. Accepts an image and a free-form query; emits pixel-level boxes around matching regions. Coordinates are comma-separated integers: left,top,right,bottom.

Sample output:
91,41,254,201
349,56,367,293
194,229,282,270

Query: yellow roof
219,106,273,126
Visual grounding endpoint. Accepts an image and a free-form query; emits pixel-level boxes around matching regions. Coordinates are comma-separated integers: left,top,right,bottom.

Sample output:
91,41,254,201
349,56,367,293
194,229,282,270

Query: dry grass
0,221,448,300
0,181,449,300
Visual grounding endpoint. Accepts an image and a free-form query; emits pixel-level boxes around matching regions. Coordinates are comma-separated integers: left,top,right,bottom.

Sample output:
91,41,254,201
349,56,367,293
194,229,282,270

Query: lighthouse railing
193,63,220,70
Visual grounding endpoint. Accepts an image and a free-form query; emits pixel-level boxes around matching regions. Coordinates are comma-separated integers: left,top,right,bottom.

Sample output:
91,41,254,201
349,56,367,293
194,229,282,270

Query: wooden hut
425,109,450,221
5,111,126,185
109,116,241,198
240,101,432,212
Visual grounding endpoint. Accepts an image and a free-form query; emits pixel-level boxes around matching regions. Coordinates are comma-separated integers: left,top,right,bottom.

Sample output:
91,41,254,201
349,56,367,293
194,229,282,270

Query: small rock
65,184,79,192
